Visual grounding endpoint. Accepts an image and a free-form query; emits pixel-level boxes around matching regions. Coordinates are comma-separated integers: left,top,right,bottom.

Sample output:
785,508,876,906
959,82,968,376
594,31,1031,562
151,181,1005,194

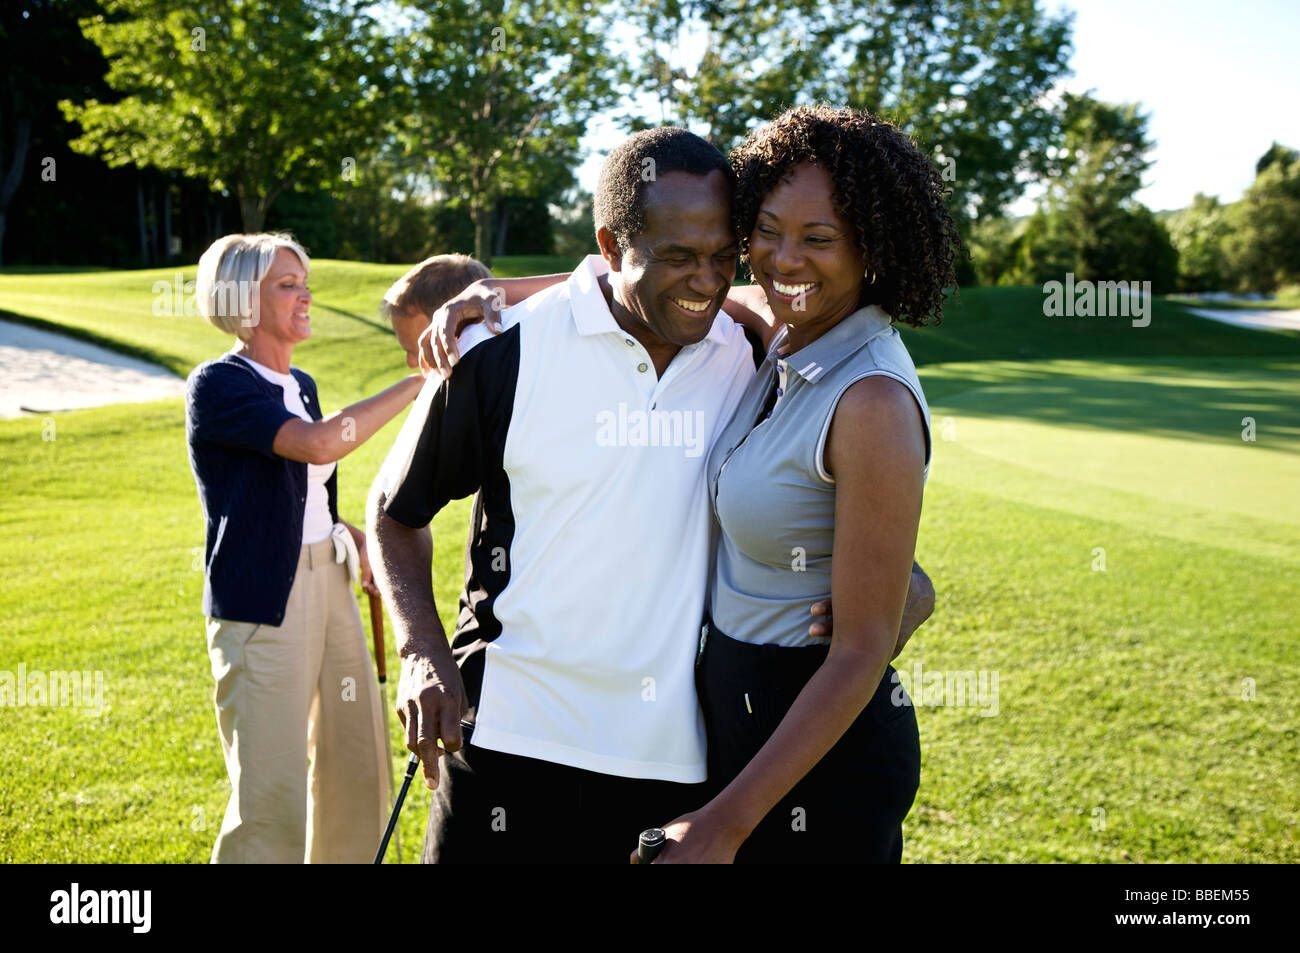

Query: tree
617,0,1073,221
552,189,597,259
1006,93,1177,292
1006,204,1072,286
0,0,110,265
1167,193,1231,292
1225,144,1300,293
394,0,615,264
828,0,1074,222
60,0,390,232
1046,92,1155,281
1112,204,1177,294
1255,141,1298,177
615,1,832,151
965,215,1023,286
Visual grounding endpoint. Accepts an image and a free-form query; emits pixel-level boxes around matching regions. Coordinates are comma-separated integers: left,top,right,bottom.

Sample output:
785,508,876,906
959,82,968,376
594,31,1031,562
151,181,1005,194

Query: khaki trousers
205,537,391,863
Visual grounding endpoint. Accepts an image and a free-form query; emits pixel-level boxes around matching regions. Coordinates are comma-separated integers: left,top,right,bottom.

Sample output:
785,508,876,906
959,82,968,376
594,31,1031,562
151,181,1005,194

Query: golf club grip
375,754,420,865
637,828,666,864
368,591,386,683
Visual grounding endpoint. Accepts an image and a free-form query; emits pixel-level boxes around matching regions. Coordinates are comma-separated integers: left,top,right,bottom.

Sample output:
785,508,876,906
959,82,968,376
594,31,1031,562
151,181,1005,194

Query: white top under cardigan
238,353,337,545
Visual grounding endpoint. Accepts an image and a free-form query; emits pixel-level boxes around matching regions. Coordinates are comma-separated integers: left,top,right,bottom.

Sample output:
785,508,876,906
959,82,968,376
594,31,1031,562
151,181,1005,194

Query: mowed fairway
0,266,1296,862
909,357,1299,862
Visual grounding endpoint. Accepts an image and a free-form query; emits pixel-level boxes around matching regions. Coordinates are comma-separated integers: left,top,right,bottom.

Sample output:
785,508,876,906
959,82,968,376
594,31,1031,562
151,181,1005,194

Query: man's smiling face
601,170,737,349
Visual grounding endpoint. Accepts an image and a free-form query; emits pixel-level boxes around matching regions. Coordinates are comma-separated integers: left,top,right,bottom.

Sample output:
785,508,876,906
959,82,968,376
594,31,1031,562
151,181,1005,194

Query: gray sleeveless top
706,304,931,648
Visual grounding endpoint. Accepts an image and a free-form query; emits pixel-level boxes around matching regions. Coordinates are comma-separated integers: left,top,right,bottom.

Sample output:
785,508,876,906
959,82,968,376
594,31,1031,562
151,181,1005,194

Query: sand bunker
1184,307,1300,332
0,319,186,419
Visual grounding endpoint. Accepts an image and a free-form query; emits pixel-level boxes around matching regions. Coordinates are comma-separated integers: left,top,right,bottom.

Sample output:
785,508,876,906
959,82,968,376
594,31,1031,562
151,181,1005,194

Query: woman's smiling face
748,162,867,338
251,247,312,345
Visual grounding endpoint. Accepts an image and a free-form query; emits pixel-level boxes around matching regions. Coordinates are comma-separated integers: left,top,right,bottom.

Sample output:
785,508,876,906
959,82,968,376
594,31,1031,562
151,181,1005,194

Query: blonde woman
185,233,422,863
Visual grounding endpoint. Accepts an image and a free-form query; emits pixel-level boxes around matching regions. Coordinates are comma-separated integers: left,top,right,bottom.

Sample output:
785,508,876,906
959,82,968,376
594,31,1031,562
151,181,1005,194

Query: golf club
637,828,666,864
368,591,401,862
375,753,420,865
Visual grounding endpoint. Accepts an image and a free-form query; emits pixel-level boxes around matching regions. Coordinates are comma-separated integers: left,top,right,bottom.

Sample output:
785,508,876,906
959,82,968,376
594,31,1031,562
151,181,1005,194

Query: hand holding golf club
635,828,666,864
394,647,469,790
627,810,742,864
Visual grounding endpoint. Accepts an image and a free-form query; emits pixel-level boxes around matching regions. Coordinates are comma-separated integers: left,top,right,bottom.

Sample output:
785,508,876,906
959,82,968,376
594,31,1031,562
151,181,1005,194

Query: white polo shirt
379,255,756,781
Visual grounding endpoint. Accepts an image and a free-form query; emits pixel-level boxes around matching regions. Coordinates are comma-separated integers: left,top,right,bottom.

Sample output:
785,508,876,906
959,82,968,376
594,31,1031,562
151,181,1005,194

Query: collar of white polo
568,254,731,347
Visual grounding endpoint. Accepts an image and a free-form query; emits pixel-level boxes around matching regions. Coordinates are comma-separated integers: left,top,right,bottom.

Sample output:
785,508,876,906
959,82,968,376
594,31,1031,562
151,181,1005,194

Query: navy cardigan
185,353,339,625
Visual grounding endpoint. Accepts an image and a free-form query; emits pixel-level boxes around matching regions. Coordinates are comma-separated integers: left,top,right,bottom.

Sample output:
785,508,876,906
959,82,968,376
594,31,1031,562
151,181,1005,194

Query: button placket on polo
615,334,658,409
618,331,708,412
652,338,711,412
714,358,778,498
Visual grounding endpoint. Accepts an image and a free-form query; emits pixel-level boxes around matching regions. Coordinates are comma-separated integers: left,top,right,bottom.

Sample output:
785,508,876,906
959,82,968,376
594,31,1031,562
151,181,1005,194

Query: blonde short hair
195,232,310,339
379,254,492,326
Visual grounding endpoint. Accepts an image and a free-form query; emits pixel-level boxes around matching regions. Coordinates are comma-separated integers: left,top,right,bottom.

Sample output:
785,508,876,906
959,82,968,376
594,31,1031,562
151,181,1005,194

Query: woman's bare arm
649,375,926,863
271,374,425,465
723,283,781,349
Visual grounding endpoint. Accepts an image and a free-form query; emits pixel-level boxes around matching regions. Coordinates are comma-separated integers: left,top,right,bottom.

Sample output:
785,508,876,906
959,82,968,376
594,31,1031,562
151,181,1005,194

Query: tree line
2,0,1295,294
967,94,1299,296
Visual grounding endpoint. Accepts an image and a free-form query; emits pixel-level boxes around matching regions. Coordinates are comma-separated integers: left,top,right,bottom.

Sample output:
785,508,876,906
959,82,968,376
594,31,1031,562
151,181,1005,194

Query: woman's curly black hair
731,104,964,327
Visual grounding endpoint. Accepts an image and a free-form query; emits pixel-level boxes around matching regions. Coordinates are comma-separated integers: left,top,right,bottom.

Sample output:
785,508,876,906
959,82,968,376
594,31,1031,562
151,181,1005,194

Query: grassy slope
0,264,1296,862
0,256,583,379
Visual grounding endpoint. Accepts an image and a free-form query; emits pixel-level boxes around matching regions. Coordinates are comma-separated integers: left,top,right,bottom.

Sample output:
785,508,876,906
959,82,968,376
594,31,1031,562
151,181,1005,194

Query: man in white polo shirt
368,128,928,862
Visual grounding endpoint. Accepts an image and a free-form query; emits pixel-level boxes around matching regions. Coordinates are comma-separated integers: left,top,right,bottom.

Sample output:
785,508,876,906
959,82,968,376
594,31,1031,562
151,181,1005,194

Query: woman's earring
865,269,877,285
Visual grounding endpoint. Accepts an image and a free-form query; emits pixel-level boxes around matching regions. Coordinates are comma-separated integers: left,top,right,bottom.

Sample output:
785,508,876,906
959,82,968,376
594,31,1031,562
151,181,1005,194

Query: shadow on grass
310,301,391,333
0,265,116,275
928,358,1300,453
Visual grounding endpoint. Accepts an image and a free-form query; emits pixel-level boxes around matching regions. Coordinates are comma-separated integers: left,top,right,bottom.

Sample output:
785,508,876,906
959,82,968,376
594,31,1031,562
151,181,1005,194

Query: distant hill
900,286,1299,367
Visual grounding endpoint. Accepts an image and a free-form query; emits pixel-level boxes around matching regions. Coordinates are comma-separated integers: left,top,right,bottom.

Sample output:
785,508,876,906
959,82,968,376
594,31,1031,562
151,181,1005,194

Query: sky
574,0,1300,216
1038,0,1300,213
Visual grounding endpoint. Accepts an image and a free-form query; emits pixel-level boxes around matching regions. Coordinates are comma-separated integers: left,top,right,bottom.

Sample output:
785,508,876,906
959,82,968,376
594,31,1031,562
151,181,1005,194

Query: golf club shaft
375,753,420,865
368,591,400,861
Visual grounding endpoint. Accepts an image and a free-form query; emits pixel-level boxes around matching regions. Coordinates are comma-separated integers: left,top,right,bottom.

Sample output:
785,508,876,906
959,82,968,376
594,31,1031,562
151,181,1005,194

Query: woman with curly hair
643,103,962,863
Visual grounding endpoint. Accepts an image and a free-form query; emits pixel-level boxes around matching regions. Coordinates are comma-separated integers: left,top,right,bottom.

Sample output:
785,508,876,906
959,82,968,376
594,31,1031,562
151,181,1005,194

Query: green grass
908,356,1299,861
0,266,1296,862
0,400,475,861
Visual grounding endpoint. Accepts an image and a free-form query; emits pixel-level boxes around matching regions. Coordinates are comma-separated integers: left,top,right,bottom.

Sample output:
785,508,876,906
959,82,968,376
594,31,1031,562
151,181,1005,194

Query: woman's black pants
698,621,922,864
